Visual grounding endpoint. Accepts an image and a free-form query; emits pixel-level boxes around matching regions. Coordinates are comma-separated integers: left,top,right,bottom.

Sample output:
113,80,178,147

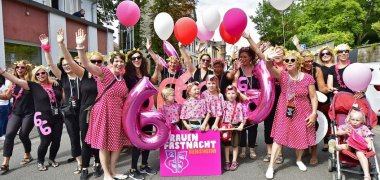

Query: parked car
364,62,380,124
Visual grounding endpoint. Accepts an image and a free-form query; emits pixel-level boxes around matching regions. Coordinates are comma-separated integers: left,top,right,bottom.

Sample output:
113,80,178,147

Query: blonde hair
161,87,175,101
86,51,105,61
13,60,33,81
274,45,287,56
334,44,351,53
31,65,49,83
166,56,179,63
348,109,366,125
317,46,335,65
285,50,303,70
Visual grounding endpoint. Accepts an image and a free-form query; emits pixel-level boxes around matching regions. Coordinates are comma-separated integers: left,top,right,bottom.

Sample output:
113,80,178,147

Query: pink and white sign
160,130,221,176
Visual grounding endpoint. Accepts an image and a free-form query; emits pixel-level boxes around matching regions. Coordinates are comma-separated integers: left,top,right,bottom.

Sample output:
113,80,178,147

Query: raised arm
57,29,85,79
39,34,62,79
292,35,304,53
264,48,282,80
0,80,12,100
242,32,265,60
146,38,163,72
179,43,195,74
0,68,29,90
75,29,103,78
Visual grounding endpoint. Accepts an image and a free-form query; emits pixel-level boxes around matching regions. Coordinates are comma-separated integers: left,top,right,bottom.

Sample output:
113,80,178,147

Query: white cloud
196,0,262,55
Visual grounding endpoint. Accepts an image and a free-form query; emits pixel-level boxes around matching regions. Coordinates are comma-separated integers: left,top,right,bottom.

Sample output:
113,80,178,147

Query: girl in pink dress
328,108,374,180
158,87,182,130
76,29,129,180
265,50,318,179
200,75,224,131
221,85,246,171
180,82,207,131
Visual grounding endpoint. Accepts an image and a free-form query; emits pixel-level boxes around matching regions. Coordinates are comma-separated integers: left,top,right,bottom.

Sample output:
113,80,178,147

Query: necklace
335,61,351,88
114,74,123,81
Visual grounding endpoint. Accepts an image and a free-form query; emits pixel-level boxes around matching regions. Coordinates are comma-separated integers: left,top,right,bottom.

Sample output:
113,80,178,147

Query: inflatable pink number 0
34,112,52,135
123,77,171,150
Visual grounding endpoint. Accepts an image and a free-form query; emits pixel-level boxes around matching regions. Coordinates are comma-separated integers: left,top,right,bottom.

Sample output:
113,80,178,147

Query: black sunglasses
320,52,332,56
16,66,26,70
337,50,349,54
284,59,296,63
131,56,142,61
202,59,211,63
90,60,103,64
36,72,46,76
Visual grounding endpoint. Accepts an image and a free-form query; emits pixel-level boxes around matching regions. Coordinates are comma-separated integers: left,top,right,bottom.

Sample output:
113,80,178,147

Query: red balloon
219,22,241,44
174,17,198,45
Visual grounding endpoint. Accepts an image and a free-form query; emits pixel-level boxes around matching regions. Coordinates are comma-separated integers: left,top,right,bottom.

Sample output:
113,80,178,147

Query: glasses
284,59,296,64
202,59,211,63
320,52,332,56
16,66,26,70
337,50,349,54
36,71,46,76
304,60,314,64
90,60,103,64
131,56,142,61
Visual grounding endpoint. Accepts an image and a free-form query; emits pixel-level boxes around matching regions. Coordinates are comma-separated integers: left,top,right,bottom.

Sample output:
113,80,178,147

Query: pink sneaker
230,161,239,171
224,162,231,171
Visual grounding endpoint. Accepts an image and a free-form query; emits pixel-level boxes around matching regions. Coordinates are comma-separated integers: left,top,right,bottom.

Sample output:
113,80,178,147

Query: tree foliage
252,0,380,48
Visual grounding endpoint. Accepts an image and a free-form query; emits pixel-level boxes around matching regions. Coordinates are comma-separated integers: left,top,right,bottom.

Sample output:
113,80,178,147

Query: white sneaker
265,167,274,179
328,139,337,154
296,161,307,171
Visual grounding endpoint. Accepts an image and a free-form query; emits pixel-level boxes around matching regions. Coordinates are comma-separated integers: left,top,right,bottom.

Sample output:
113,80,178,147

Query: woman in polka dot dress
76,29,129,180
264,50,318,179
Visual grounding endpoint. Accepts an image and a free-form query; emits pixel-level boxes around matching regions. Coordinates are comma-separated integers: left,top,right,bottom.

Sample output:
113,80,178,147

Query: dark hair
125,50,149,78
109,52,126,64
238,47,256,61
57,57,80,73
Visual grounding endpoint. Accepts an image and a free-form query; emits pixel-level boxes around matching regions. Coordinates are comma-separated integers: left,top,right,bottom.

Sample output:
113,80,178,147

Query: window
52,0,59,9
65,0,81,15
4,42,41,66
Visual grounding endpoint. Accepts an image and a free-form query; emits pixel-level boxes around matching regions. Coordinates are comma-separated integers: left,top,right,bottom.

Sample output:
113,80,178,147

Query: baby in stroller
328,105,376,180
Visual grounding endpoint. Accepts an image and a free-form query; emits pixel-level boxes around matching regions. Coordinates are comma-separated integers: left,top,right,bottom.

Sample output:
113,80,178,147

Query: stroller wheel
328,159,333,172
333,173,345,180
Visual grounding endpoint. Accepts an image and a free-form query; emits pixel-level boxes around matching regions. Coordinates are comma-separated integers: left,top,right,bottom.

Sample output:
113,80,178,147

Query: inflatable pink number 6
34,112,52,135
238,77,248,92
122,77,171,150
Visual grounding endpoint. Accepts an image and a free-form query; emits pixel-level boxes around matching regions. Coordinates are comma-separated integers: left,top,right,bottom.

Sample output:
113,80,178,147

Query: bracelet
41,44,51,53
76,46,85,50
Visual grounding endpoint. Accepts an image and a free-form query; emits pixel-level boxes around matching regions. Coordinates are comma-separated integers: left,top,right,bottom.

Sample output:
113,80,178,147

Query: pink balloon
163,41,179,60
343,63,372,92
122,77,170,150
244,60,276,124
116,1,141,27
196,21,215,42
223,8,247,37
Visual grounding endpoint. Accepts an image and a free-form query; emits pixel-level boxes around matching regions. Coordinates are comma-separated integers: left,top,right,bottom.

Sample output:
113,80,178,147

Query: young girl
159,88,182,130
201,75,224,131
221,85,246,171
328,107,374,180
180,82,207,131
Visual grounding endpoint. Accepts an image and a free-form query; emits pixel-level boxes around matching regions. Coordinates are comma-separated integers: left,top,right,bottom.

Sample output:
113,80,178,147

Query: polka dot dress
85,67,130,151
271,70,316,149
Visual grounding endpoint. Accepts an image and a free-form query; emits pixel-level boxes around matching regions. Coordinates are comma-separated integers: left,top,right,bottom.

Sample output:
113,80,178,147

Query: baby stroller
328,92,379,180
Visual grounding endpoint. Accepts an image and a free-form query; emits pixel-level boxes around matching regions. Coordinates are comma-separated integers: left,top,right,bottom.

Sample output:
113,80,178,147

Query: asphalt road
0,124,379,180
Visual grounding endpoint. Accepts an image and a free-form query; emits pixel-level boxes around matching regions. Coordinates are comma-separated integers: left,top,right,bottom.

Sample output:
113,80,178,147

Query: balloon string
282,11,285,46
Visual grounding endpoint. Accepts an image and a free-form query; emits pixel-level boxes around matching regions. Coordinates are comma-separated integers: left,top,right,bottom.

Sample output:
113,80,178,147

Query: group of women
0,27,371,180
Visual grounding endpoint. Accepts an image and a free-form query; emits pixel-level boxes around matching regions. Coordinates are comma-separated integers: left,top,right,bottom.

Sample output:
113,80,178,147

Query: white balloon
154,12,174,40
316,91,328,103
269,0,293,11
202,7,221,31
316,111,328,144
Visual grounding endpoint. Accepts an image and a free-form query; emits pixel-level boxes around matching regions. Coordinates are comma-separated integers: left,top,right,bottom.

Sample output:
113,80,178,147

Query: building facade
0,0,114,67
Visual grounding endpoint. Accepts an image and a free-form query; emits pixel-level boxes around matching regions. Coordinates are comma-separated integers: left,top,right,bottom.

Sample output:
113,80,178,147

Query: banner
160,130,221,176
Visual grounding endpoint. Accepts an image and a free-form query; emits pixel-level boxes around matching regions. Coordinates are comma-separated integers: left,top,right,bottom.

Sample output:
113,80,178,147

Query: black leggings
79,106,100,168
3,113,34,157
37,121,63,164
63,109,81,158
131,125,152,169
240,124,258,148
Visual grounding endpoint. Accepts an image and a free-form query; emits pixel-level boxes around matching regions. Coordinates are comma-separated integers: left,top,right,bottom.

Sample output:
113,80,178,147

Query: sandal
48,160,59,168
263,154,271,162
224,162,231,171
0,164,9,173
230,161,239,171
250,151,257,159
20,156,34,165
37,163,47,171
74,165,82,174
309,158,318,165
275,155,284,164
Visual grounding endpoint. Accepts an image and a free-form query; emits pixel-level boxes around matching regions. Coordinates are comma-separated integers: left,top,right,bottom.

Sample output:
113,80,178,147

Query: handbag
220,102,237,143
61,104,75,117
84,78,117,123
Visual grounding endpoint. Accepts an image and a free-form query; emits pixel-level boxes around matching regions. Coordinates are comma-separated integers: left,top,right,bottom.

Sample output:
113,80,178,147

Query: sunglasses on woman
16,66,26,70
337,50,349,54
131,56,142,61
36,72,46,76
320,52,332,56
202,59,211,63
284,58,296,64
90,59,103,64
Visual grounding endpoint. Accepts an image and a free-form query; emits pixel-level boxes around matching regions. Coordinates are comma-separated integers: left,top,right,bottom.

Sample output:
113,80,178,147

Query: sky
196,0,262,55
108,0,263,55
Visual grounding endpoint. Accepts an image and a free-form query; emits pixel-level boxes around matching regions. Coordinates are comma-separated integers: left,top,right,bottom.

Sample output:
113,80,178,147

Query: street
0,123,379,180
